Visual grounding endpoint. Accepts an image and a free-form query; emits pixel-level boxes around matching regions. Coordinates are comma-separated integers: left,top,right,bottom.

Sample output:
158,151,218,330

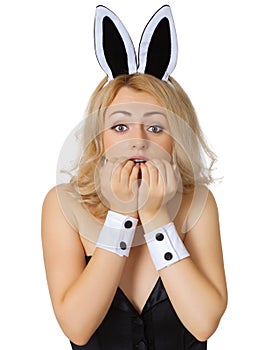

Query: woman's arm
139,161,227,341
158,190,227,341
41,187,127,346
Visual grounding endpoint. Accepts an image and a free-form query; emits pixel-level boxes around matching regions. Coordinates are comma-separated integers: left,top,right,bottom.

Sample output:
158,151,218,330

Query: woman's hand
138,159,179,226
99,158,140,217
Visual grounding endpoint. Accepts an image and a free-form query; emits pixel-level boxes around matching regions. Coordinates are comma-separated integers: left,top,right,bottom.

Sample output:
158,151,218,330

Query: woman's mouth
132,159,146,164
129,156,148,164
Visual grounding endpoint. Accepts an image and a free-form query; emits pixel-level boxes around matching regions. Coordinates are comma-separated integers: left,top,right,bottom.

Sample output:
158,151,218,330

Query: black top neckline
71,256,207,349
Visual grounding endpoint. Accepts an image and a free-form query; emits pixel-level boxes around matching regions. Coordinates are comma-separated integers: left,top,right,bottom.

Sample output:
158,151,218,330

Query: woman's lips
132,159,146,164
129,156,148,164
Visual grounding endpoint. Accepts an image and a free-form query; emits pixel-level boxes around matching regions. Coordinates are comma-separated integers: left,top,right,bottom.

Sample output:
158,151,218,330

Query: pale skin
42,87,227,345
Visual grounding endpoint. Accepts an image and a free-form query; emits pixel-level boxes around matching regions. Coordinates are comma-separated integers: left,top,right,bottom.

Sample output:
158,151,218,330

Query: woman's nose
131,125,147,150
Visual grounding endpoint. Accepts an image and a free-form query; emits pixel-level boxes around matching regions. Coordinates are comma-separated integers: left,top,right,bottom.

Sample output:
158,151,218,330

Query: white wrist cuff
96,211,138,257
144,222,190,270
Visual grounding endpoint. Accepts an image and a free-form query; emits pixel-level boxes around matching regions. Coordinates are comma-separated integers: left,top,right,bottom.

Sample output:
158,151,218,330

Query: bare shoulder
42,185,65,232
184,186,225,275
42,183,80,230
187,186,219,234
41,185,86,307
41,184,83,255
174,185,223,263
42,185,59,211
42,184,68,211
182,187,227,301
42,183,75,210
41,186,61,228
176,185,218,235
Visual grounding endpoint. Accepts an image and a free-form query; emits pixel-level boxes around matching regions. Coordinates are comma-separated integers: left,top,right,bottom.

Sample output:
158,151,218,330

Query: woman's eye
111,124,128,132
148,125,163,134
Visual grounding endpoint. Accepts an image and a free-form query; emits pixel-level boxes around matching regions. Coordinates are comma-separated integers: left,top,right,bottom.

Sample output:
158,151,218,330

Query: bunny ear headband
94,5,178,83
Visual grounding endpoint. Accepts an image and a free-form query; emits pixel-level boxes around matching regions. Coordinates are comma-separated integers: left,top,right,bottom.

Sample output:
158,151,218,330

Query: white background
1,0,265,349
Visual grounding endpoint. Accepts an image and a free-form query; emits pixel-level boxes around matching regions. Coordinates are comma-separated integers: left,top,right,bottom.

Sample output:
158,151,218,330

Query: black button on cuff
120,241,127,250
124,220,133,229
164,252,173,261
155,233,164,241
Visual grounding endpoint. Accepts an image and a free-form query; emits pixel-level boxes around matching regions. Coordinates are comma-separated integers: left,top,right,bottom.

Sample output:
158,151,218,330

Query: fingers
99,158,139,215
151,159,166,187
141,159,165,187
100,157,126,181
102,157,139,186
120,160,139,187
101,157,178,198
140,161,150,185
140,159,178,190
129,162,140,185
165,160,179,187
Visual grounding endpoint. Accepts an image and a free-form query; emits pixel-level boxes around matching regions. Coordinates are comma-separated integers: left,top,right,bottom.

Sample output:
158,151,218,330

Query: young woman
42,6,227,350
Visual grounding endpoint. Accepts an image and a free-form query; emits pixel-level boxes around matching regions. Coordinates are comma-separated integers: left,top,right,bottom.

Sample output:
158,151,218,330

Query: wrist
109,206,138,219
139,206,171,233
96,210,138,257
112,210,138,219
144,222,190,270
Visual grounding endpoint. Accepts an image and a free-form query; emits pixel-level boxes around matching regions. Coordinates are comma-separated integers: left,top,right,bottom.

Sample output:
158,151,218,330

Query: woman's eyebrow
108,110,132,118
143,111,166,118
107,111,166,118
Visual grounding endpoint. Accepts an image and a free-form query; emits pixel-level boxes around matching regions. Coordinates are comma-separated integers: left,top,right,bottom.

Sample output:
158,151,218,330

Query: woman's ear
94,5,137,81
137,5,178,81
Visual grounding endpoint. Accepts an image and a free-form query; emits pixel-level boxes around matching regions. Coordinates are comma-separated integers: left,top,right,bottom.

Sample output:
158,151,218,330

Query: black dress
70,256,207,350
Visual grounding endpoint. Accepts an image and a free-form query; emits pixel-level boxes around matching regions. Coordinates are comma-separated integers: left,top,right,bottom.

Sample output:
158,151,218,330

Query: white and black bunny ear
94,6,137,81
94,5,178,82
137,5,178,81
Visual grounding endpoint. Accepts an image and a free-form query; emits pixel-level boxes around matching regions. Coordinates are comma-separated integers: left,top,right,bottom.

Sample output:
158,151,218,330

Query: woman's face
102,87,173,163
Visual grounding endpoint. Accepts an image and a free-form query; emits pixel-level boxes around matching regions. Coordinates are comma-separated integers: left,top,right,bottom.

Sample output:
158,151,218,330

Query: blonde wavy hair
70,73,216,219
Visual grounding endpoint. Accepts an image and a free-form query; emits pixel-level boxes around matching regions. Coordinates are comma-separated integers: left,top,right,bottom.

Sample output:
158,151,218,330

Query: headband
94,5,178,83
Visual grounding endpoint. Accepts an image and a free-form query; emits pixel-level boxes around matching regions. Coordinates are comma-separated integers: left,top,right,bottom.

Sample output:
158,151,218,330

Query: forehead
105,102,167,120
110,86,162,106
105,87,167,123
